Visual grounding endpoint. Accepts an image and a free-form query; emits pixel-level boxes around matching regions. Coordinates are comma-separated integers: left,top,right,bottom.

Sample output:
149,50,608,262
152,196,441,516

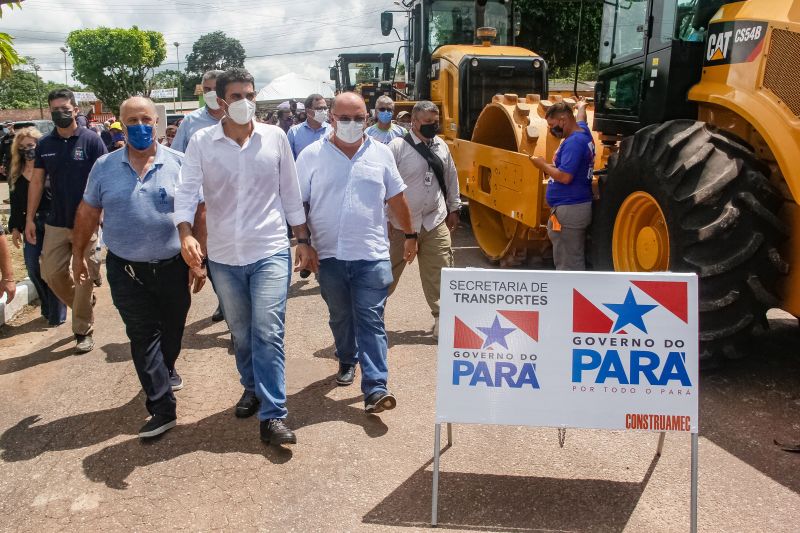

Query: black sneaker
75,334,95,354
260,418,297,446
365,391,397,414
93,276,103,288
235,390,259,418
169,369,184,391
138,413,177,439
336,363,356,386
211,305,224,322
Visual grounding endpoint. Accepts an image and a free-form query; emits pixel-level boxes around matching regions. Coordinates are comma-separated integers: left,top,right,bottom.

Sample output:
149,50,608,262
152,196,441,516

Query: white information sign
150,88,178,99
436,268,699,433
73,91,97,103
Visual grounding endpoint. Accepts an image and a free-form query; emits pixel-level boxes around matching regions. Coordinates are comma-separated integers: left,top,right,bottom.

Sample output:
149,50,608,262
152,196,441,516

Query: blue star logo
477,316,516,349
603,288,657,334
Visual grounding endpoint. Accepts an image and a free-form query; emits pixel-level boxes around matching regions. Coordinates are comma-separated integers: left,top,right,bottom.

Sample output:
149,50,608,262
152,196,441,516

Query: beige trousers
388,221,454,317
40,224,96,336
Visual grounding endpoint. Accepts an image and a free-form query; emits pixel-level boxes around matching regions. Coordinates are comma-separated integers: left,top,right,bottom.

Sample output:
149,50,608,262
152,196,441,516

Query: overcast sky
3,0,408,90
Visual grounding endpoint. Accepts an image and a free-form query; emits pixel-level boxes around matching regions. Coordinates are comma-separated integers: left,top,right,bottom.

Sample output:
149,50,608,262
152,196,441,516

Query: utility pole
59,46,68,86
32,61,43,119
174,42,181,113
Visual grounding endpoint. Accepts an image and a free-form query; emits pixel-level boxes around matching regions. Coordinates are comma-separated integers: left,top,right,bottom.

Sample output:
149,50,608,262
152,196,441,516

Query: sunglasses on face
333,114,367,123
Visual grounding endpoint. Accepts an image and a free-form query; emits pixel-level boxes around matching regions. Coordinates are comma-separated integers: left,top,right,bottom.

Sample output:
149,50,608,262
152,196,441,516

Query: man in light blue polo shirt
296,91,417,414
171,69,226,323
171,70,225,154
365,95,406,144
287,93,332,159
71,96,205,440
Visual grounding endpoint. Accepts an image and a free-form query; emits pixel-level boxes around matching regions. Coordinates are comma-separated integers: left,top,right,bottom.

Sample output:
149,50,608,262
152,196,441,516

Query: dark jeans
24,215,67,326
106,251,191,418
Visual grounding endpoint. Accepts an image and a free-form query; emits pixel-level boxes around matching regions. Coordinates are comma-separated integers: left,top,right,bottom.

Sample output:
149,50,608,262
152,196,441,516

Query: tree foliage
0,67,69,109
66,26,166,113
515,0,603,79
0,32,22,79
150,69,182,90
184,31,245,92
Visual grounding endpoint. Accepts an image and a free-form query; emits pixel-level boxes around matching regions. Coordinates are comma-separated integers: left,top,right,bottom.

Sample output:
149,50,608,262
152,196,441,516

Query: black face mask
419,122,439,139
549,125,565,139
20,147,36,161
51,110,74,129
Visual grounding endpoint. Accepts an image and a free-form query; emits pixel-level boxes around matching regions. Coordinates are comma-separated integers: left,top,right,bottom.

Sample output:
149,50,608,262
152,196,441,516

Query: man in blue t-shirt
531,99,595,270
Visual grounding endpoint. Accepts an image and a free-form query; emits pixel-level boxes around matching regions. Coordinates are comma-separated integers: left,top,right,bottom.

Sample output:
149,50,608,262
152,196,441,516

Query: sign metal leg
690,433,698,533
432,423,442,527
656,431,666,456
447,423,453,447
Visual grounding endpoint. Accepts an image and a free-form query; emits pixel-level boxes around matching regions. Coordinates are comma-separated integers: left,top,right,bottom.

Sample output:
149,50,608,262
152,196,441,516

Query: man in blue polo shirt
71,96,205,439
531,99,595,270
172,69,226,324
286,93,332,159
25,88,107,353
365,95,406,144
171,70,225,154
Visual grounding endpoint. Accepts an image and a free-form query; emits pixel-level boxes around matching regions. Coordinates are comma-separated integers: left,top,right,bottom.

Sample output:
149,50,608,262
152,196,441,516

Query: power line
28,39,402,70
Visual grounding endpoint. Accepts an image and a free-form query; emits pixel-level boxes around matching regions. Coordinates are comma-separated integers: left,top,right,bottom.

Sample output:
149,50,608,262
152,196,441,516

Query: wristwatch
404,232,418,240
297,238,311,245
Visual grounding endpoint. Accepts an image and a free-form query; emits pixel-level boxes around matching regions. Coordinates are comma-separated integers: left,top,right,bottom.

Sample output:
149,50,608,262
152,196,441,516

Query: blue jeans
318,258,392,396
24,215,66,326
209,250,291,420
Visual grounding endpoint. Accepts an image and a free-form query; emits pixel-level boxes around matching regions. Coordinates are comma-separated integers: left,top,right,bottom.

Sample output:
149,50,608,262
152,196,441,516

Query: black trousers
106,251,191,418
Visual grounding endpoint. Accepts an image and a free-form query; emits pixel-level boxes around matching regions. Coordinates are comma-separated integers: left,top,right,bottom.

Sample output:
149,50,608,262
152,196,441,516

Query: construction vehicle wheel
466,101,531,267
590,120,787,365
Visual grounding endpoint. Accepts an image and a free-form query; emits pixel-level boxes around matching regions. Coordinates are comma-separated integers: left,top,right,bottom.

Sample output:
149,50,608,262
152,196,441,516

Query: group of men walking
0,64,594,447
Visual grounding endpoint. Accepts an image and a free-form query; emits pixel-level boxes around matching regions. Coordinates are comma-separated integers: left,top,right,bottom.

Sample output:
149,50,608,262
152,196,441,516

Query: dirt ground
0,227,798,532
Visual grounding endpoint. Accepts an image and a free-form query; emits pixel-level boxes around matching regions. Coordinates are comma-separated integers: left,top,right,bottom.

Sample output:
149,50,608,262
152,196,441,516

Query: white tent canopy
256,73,335,103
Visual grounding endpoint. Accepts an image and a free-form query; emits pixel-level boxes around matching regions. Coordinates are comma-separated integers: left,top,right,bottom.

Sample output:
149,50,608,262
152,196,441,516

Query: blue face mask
126,124,154,150
377,110,393,124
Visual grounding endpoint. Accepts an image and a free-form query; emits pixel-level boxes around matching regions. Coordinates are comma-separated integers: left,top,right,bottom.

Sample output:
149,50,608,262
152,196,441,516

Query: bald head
331,92,367,116
120,96,157,120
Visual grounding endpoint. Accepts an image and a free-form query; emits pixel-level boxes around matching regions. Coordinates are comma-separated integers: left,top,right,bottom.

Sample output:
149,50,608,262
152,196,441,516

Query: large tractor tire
590,120,787,365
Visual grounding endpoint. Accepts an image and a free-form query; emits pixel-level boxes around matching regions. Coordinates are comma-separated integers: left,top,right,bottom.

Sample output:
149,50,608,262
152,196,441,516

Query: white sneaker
433,317,439,340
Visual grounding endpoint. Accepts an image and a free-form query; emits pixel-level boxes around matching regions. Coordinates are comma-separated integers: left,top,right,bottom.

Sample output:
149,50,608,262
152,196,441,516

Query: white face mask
205,90,220,111
335,120,365,144
313,109,328,123
226,98,256,125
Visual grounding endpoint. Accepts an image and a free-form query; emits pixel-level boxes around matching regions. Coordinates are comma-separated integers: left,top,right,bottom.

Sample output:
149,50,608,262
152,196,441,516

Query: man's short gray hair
202,70,225,83
412,100,439,117
375,95,394,109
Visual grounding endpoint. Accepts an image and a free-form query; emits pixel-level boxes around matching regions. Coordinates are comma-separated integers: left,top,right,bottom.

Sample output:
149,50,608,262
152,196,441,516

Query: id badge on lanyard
424,167,434,187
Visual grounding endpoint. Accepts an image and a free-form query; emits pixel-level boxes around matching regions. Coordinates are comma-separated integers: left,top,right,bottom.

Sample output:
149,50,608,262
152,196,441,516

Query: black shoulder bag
403,133,447,198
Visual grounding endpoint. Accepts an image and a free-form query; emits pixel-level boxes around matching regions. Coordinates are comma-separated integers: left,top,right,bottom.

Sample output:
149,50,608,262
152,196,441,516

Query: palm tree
0,1,24,78
0,32,22,79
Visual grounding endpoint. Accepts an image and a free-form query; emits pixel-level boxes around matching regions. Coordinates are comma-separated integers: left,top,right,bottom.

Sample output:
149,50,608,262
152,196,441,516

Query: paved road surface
0,226,798,531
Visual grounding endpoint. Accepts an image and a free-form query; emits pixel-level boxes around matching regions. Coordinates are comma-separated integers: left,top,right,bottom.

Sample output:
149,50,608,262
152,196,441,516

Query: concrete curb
0,278,38,325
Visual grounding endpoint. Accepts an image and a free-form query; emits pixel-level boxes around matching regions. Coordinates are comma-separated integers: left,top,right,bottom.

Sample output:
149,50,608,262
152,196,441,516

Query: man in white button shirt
388,101,461,339
296,92,417,415
174,68,319,446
